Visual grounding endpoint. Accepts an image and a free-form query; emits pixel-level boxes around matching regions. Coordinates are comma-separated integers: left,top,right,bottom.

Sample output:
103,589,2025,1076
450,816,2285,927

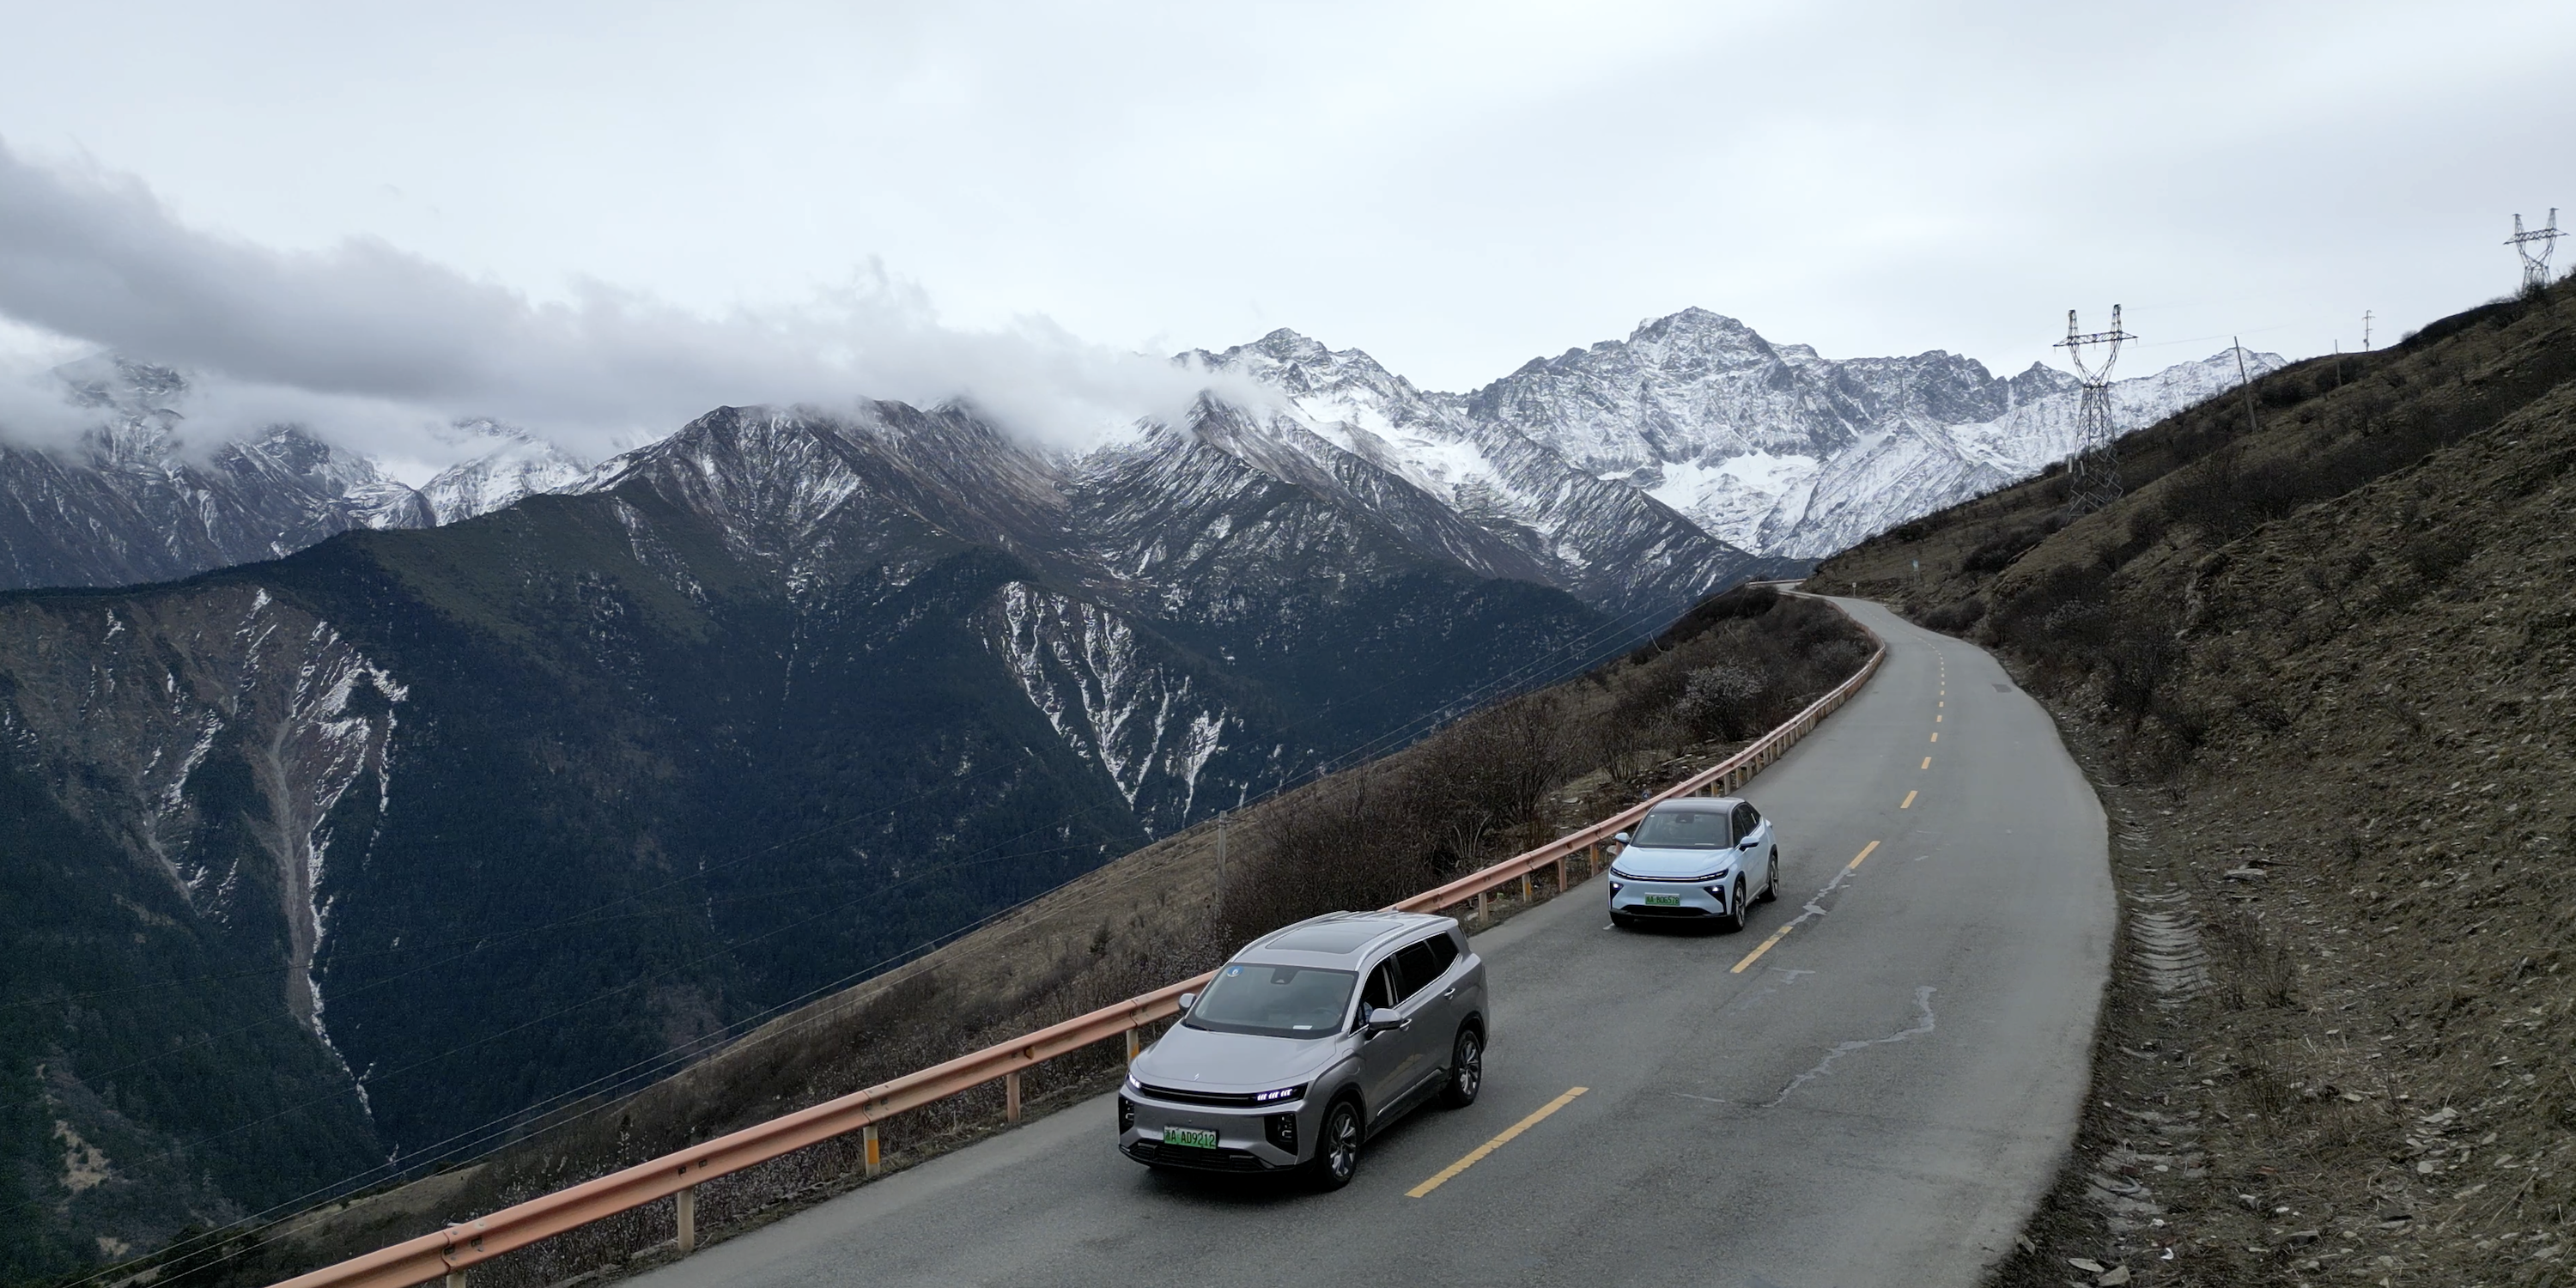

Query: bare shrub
1676,664,1765,739
2206,906,2297,1009
1215,770,1438,944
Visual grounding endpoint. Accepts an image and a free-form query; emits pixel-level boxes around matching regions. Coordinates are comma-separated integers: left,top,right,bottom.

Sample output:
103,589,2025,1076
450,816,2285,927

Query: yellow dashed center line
1730,922,1794,974
1845,840,1880,872
1929,732,1938,743
1900,790,1917,809
1407,1086,1589,1198
1935,714,1942,722
1921,756,1932,769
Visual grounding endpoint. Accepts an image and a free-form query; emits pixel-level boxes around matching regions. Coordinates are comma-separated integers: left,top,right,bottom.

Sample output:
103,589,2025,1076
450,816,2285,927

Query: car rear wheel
1722,876,1749,932
1307,1097,1364,1191
1439,1027,1483,1109
1759,849,1779,903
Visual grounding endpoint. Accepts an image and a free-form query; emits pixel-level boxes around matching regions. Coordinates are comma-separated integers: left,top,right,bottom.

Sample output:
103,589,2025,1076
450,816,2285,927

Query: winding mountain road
628,598,2115,1287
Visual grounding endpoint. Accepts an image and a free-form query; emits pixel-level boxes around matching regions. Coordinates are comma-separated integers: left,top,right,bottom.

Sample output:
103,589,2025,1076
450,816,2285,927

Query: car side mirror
1613,831,1631,846
1741,838,1758,849
1176,992,1197,1012
1364,1006,1406,1035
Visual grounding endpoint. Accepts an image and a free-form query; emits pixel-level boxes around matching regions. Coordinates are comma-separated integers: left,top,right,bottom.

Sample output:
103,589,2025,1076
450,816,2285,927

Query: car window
1631,809,1733,849
1361,959,1400,1013
1393,939,1444,1000
1743,804,1762,830
1422,933,1460,976
1732,804,1753,835
1186,963,1359,1038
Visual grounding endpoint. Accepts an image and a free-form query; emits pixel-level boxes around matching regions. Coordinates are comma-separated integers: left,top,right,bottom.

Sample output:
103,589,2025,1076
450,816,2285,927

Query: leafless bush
1214,770,1439,944
1676,663,1765,740
2206,906,2297,1009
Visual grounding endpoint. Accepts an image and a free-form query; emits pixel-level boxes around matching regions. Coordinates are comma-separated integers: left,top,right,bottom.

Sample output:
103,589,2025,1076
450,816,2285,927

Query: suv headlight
1252,1084,1307,1103
1614,866,1729,884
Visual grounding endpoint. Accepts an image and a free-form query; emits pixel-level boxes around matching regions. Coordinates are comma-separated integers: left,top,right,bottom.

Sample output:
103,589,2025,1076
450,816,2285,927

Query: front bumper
1119,1088,1311,1172
1607,872,1734,919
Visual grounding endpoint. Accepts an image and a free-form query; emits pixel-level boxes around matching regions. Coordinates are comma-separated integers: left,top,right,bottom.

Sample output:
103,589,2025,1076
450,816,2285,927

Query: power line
2053,305,2138,518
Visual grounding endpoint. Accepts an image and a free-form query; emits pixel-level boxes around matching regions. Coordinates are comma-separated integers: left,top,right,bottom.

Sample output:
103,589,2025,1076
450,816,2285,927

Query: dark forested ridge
0,402,1626,1277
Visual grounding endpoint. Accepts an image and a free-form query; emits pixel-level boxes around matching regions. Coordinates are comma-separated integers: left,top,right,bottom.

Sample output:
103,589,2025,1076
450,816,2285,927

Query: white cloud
0,140,1231,459
0,0,2567,432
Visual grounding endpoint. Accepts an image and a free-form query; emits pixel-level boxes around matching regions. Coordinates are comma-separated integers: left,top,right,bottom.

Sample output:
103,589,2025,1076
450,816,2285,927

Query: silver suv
1119,911,1487,1189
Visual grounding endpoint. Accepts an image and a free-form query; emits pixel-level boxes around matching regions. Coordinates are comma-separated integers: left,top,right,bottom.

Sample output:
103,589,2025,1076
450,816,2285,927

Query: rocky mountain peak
418,418,591,525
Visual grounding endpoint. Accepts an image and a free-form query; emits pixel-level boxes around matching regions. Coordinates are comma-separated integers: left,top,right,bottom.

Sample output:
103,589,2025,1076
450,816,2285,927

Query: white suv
1607,797,1778,932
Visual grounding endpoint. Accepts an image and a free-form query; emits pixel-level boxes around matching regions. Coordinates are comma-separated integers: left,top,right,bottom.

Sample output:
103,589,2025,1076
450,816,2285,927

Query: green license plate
1643,894,1682,906
1163,1127,1218,1149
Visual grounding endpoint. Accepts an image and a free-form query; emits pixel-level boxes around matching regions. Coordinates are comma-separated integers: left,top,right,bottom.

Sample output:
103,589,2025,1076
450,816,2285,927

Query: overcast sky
1,0,2571,456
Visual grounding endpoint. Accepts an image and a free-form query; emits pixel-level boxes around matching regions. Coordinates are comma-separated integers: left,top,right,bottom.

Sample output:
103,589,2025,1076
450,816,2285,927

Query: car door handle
1443,987,1459,999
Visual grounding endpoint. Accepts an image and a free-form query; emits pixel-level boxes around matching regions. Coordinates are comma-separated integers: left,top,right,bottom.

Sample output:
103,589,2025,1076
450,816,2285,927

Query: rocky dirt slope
1809,279,2576,1288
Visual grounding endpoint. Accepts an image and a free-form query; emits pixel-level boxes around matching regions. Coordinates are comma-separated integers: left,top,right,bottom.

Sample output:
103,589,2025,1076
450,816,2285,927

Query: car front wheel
1759,849,1779,903
1308,1097,1364,1190
1440,1027,1484,1109
1722,876,1749,932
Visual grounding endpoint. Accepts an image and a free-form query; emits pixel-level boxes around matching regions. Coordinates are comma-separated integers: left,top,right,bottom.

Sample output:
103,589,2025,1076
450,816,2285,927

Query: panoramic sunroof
1261,919,1397,953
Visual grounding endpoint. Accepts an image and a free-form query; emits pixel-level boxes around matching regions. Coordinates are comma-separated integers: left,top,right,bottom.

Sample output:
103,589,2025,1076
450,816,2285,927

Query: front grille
1126,1139,1272,1172
1625,903,1712,917
1136,1083,1267,1108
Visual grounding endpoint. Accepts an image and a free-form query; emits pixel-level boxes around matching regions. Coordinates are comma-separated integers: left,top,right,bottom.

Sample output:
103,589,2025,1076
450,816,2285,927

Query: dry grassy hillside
170,586,1867,1288
1812,280,2576,1287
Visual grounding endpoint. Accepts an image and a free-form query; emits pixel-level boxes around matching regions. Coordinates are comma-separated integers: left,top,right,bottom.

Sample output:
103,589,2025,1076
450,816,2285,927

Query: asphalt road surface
629,598,2115,1288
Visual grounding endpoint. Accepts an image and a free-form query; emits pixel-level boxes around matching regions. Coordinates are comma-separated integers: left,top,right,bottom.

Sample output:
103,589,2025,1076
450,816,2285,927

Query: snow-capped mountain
0,313,2274,598
1188,331,1776,620
0,357,428,590
418,418,592,524
0,361,591,592
1457,308,2283,558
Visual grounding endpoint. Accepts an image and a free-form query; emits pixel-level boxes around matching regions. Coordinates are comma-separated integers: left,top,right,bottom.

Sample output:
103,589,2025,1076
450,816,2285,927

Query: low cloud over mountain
0,139,1230,461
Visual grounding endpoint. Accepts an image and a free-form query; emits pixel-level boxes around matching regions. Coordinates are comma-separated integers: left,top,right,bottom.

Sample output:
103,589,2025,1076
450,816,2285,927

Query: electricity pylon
2509,210,2561,296
2055,306,2137,518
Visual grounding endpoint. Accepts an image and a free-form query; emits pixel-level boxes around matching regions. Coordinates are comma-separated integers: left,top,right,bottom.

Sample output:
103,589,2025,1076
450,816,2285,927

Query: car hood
1612,845,1742,880
1133,1022,1338,1091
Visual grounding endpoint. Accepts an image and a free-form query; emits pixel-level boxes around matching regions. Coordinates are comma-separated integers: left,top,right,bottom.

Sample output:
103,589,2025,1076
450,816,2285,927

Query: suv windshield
1630,809,1733,849
1184,963,1358,1038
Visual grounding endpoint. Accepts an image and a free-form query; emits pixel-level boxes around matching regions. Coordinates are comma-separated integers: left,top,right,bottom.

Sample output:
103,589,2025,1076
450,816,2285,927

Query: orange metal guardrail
276,611,1884,1288
1393,618,1883,920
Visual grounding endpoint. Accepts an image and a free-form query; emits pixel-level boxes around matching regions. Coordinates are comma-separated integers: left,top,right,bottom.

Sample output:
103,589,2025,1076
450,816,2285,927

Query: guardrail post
1473,890,1487,924
1005,1072,1023,1124
677,1185,696,1254
864,1124,881,1177
1553,852,1567,892
1586,841,1600,878
446,1272,465,1288
1126,1027,1141,1062
1519,871,1533,903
